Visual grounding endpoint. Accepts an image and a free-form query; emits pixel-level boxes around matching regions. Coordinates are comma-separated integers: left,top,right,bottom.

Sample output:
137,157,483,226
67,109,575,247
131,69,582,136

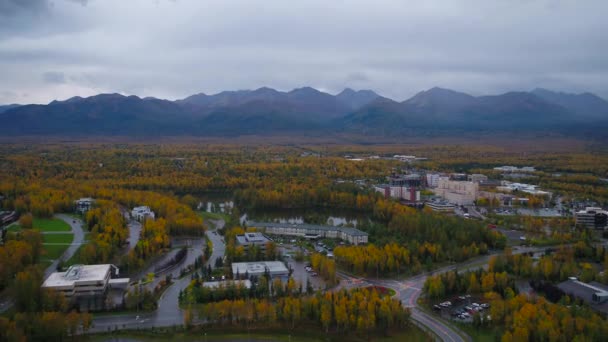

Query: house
131,206,155,221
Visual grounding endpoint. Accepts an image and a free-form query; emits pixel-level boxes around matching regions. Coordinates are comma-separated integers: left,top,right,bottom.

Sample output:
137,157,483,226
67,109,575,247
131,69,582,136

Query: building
493,166,536,173
557,279,608,314
203,279,252,289
0,211,18,226
75,198,95,213
373,184,420,201
236,232,272,250
425,200,456,213
42,264,129,311
231,261,289,279
468,174,488,183
433,177,479,205
575,207,608,229
389,174,423,187
426,173,441,188
248,221,368,245
497,181,549,196
131,206,155,221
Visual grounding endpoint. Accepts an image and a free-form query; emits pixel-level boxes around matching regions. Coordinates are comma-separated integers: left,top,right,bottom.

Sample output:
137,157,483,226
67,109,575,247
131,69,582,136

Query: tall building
433,177,479,205
575,207,608,229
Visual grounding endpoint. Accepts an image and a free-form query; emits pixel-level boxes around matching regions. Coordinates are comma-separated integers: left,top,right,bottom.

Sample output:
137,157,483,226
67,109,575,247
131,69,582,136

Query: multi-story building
575,207,608,229
42,264,129,311
131,206,155,221
433,177,479,205
468,174,488,183
247,221,368,245
426,173,441,188
373,185,420,201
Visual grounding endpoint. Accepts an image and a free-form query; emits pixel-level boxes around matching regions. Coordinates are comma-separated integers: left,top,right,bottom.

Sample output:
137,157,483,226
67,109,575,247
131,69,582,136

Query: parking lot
279,243,327,290
432,295,491,323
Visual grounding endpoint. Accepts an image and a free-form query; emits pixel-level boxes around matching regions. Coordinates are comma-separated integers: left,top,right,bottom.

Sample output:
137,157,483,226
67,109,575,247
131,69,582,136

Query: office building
575,207,608,229
248,221,368,245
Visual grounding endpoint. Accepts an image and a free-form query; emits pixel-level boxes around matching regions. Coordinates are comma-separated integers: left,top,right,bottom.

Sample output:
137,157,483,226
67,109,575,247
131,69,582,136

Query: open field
43,233,74,244
33,217,71,232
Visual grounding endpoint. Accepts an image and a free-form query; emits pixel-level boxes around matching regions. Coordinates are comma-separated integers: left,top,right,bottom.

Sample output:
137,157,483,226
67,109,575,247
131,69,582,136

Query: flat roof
557,280,608,314
42,264,113,288
231,261,288,275
247,221,368,236
203,279,252,289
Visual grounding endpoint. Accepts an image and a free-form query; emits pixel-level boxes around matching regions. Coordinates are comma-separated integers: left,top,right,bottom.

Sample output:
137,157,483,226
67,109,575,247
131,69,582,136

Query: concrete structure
425,201,456,213
493,166,536,173
497,181,549,196
131,206,155,221
203,279,252,289
575,207,608,229
557,279,608,314
389,174,423,187
374,184,420,201
42,264,129,311
426,173,441,188
248,221,368,245
468,174,488,183
433,177,479,205
231,261,289,279
75,198,95,213
235,232,272,250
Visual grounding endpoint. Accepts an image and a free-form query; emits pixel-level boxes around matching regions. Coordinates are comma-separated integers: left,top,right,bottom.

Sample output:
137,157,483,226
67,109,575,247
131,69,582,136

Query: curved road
359,245,553,342
0,214,85,313
89,219,226,332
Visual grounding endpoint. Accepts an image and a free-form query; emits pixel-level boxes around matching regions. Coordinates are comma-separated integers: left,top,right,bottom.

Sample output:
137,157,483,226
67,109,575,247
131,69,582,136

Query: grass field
43,233,74,244
33,217,71,232
455,322,500,342
198,211,231,222
43,244,70,259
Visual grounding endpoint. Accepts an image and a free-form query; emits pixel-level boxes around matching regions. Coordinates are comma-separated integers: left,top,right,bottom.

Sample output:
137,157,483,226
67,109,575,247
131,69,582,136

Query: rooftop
231,261,289,275
42,264,114,288
247,221,368,236
557,279,608,314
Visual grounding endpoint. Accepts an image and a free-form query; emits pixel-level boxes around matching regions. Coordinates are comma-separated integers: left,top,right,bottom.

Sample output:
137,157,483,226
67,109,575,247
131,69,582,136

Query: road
0,214,85,313
347,245,551,342
89,219,226,332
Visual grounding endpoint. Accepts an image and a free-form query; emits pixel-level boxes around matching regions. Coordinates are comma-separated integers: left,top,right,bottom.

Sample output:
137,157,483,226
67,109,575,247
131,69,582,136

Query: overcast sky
0,0,607,104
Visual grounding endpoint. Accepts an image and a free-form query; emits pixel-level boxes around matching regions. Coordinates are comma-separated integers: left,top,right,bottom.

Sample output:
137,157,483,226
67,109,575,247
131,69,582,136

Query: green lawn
43,244,69,260
33,217,71,232
455,322,501,342
198,211,231,222
43,233,74,244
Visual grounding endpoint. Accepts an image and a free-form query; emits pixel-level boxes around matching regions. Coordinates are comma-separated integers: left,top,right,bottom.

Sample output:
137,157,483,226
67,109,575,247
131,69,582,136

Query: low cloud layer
0,0,607,104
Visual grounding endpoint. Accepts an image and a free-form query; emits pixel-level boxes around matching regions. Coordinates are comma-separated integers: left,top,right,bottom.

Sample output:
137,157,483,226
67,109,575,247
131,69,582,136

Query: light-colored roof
42,264,112,288
203,280,252,289
247,221,368,237
231,261,288,275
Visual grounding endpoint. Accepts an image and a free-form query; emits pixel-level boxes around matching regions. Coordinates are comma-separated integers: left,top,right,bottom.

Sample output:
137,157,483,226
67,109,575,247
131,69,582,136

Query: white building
433,177,479,205
131,206,155,221
575,207,608,229
468,174,488,183
497,181,549,196
42,264,129,310
426,173,441,188
75,198,95,213
236,232,272,250
493,166,536,173
231,261,289,279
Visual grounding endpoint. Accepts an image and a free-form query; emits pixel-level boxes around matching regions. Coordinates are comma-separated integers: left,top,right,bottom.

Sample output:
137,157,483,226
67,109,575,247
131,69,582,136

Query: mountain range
2,87,608,138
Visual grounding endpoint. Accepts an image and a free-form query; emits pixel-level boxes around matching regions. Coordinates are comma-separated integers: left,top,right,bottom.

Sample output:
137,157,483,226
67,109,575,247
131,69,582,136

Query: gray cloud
43,71,66,84
0,0,607,104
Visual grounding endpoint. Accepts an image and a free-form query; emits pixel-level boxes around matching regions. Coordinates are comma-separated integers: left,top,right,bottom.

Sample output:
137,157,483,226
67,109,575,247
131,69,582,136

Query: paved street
90,219,226,332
